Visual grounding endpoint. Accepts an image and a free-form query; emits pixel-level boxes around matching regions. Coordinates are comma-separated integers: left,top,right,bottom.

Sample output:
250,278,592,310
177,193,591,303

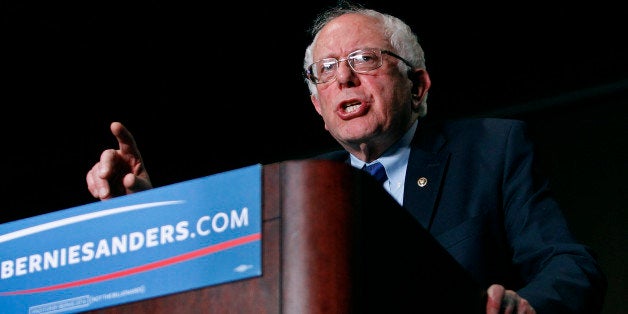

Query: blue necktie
363,162,388,185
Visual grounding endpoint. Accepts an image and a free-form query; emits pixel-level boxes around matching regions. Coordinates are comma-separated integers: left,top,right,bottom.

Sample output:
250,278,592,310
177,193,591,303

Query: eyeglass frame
305,48,415,84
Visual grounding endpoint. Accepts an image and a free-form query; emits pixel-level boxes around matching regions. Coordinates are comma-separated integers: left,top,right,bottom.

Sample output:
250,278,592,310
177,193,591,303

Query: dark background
3,1,627,313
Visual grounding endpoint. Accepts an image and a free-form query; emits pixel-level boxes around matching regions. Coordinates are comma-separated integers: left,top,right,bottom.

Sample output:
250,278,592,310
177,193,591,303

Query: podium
85,159,484,313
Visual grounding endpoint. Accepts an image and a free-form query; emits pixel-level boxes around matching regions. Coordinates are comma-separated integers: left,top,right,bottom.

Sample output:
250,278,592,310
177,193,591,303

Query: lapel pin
417,177,428,187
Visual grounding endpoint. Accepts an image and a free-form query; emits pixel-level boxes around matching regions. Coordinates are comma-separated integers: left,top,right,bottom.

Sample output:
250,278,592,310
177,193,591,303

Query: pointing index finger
110,122,140,157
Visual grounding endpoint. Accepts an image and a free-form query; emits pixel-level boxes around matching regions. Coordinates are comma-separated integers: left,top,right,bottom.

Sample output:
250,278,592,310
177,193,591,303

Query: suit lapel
403,123,449,231
313,120,450,231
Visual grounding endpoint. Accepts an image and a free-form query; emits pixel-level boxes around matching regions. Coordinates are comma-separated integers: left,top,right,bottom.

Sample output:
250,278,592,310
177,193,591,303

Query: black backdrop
3,1,627,313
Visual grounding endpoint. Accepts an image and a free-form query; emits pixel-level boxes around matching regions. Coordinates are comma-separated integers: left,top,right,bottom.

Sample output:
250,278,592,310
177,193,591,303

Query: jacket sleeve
501,120,607,313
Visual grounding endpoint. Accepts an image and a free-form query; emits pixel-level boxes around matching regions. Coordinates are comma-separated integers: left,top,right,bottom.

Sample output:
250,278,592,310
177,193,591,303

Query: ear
408,69,431,109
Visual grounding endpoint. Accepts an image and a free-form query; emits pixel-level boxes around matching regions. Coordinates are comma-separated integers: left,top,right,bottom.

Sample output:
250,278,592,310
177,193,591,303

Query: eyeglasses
305,48,414,84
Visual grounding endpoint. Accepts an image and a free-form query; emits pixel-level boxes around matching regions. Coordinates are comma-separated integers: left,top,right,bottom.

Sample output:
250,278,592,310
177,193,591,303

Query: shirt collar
349,119,418,172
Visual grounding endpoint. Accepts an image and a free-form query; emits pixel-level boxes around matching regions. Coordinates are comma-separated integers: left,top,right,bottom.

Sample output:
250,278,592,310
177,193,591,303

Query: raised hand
86,122,153,200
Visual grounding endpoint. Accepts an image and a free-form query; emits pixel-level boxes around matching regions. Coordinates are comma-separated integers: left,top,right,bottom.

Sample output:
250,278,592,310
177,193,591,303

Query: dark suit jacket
315,117,607,313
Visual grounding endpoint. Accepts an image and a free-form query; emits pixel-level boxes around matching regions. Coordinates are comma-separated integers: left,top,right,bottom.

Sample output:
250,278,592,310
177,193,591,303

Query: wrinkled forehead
313,13,389,59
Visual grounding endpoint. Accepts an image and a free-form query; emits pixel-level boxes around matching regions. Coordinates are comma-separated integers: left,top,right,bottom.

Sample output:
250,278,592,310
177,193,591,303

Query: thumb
486,284,505,314
123,173,153,194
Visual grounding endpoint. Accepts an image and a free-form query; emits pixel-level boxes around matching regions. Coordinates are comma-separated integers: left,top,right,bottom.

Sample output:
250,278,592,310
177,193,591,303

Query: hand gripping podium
80,159,484,313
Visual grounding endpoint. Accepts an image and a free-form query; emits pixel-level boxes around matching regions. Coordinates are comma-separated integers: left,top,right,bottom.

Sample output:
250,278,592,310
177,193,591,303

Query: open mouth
343,101,362,113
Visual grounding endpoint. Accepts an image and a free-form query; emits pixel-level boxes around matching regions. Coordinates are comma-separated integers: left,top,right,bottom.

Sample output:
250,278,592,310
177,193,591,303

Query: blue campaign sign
0,164,262,313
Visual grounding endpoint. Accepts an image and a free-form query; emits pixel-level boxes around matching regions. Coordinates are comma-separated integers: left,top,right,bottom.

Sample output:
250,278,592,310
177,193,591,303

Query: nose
335,59,357,84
